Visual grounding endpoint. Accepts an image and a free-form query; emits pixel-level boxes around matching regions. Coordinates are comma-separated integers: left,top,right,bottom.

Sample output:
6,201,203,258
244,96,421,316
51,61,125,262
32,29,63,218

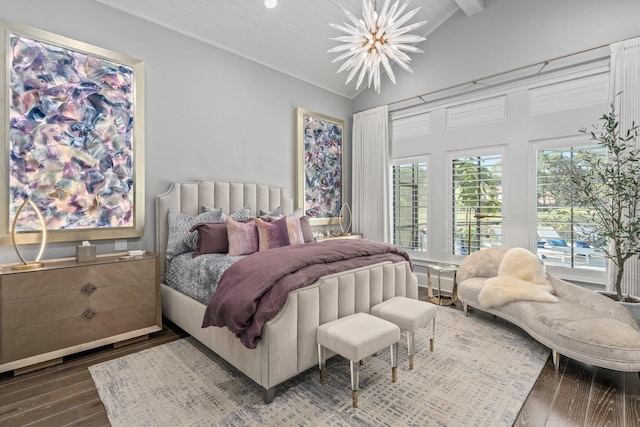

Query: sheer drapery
608,37,640,295
352,105,389,242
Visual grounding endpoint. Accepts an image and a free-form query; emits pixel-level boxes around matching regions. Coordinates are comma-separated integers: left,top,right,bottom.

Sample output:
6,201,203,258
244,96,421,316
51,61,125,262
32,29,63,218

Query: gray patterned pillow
167,208,223,257
220,206,252,222
203,205,252,222
259,206,282,220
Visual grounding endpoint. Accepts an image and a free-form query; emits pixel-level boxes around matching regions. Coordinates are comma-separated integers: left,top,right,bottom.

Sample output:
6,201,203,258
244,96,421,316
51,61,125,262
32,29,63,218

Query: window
392,160,428,252
451,153,503,255
536,144,607,271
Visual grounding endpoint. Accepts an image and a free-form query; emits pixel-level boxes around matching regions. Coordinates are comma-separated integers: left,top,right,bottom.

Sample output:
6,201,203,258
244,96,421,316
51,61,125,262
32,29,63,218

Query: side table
426,263,458,306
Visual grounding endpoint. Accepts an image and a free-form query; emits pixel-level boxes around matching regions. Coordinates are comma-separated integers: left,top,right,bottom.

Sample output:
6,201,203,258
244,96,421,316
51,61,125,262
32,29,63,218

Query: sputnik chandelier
328,0,427,93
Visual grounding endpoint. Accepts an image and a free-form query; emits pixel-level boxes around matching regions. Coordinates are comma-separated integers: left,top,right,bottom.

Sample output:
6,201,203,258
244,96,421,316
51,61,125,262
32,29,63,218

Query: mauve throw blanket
202,239,411,348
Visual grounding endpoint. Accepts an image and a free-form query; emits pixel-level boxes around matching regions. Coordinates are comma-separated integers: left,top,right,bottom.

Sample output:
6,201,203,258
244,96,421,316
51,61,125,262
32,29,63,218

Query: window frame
530,136,607,284
390,155,430,259
448,146,507,262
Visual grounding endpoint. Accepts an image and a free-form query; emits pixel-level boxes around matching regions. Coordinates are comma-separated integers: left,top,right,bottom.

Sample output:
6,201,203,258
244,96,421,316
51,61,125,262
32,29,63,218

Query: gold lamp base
11,197,47,271
11,262,44,271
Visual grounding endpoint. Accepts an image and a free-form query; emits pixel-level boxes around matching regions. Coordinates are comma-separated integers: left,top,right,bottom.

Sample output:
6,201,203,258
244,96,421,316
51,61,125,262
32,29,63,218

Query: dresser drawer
1,258,155,301
2,278,156,330
3,317,93,363
2,291,89,330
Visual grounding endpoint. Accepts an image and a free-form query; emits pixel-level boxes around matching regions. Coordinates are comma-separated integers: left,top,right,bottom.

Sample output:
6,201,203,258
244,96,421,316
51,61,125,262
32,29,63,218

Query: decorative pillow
189,222,228,257
259,206,282,220
221,206,253,222
255,217,289,251
203,205,253,222
299,216,314,243
282,214,305,245
167,208,223,257
226,218,258,256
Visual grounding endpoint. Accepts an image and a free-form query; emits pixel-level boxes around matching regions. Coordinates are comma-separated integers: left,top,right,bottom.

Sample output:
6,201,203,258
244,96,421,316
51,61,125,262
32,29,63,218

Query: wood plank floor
1,292,638,426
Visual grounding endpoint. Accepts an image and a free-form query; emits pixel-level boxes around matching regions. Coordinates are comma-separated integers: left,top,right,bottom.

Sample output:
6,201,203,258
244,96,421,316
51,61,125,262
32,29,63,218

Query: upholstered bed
155,180,418,403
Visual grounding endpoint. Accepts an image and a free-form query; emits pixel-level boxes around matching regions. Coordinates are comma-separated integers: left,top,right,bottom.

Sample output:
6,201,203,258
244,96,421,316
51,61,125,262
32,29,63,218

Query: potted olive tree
558,104,640,321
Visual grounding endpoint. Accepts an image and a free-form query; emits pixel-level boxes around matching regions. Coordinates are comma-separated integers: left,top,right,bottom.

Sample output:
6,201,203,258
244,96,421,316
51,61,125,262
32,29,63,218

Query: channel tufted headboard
155,180,294,279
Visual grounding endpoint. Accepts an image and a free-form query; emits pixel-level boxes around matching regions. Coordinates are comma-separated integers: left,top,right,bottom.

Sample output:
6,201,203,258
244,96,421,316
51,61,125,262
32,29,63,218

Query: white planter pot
623,300,640,326
597,291,640,327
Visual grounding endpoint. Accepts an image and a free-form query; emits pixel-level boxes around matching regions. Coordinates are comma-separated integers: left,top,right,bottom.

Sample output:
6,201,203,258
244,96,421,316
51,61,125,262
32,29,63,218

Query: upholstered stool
371,296,436,370
316,312,401,408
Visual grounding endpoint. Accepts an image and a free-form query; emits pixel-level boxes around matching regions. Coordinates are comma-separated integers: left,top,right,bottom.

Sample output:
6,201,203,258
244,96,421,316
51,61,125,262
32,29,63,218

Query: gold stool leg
350,360,360,408
318,344,326,384
430,317,436,352
390,342,399,382
407,331,415,370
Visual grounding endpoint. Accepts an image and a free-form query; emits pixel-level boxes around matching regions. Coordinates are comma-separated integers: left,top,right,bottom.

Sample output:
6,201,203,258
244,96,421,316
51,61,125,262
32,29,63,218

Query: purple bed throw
202,239,411,348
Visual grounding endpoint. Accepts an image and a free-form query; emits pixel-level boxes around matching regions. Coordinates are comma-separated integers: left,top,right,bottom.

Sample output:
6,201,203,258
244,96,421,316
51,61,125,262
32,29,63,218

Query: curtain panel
608,37,640,296
352,105,389,242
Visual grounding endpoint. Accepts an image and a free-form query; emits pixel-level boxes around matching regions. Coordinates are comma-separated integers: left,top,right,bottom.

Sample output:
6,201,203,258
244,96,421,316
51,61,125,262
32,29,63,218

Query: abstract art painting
295,108,344,225
0,21,144,244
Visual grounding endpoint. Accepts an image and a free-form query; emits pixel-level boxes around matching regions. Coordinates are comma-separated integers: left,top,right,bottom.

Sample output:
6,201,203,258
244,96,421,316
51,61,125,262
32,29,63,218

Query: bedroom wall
0,0,353,264
353,0,640,112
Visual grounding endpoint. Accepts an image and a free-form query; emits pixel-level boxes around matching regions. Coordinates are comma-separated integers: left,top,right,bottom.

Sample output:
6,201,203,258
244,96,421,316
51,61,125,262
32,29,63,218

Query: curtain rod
354,33,640,115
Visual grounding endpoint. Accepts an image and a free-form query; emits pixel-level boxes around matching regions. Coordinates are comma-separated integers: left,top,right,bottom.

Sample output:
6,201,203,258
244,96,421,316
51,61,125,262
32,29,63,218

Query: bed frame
155,180,418,403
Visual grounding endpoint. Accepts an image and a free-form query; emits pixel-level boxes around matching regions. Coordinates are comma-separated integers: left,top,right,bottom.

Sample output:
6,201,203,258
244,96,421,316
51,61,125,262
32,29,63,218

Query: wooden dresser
0,253,161,374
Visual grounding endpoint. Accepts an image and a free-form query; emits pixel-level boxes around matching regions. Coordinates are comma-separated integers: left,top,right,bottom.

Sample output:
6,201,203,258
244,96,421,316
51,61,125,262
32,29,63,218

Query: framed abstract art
0,19,145,244
294,107,344,225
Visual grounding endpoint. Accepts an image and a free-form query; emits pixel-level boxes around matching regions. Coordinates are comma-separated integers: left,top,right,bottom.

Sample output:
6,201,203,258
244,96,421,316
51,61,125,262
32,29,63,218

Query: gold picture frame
294,107,344,225
0,19,145,245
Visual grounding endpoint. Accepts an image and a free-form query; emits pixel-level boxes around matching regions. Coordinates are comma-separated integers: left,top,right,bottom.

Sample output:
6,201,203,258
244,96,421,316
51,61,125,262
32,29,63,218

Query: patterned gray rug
89,306,549,426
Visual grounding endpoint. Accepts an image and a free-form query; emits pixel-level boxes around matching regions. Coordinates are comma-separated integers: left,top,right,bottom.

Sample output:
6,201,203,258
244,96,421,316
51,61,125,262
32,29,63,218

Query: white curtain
608,37,640,295
352,105,389,242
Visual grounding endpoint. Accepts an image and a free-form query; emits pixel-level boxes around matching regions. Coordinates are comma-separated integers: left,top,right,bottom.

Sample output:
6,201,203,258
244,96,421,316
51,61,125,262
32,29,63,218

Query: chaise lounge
456,248,640,372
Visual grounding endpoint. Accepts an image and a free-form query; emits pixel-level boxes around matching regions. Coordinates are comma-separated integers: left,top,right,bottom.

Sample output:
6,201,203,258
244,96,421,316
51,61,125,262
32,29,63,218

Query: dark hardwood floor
0,324,188,427
1,290,638,426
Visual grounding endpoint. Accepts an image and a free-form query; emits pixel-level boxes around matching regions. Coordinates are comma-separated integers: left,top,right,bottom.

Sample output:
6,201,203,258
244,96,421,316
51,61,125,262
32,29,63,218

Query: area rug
89,307,549,427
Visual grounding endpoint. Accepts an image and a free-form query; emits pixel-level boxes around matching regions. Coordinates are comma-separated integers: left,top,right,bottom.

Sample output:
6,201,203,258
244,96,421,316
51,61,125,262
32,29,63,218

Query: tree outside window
536,145,607,271
392,161,427,252
452,154,503,255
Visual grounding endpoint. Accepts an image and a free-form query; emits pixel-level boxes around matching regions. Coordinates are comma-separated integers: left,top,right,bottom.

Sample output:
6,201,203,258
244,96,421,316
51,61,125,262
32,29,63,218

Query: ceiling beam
454,0,484,16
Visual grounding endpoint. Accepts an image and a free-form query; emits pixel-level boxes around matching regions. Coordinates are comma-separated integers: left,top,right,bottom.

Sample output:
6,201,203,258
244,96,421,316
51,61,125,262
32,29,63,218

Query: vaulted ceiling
96,0,483,99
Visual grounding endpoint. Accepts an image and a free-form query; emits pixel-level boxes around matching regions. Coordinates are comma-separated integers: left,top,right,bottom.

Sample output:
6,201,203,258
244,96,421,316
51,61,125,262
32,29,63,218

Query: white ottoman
316,312,401,408
371,296,436,369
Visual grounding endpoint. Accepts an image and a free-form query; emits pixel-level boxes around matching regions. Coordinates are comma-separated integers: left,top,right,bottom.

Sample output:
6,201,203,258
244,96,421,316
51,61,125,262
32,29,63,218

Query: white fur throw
478,248,558,309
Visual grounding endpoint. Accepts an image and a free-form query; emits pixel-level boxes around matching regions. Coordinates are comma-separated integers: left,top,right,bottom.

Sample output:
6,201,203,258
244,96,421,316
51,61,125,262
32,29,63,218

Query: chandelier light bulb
264,0,277,9
328,0,427,93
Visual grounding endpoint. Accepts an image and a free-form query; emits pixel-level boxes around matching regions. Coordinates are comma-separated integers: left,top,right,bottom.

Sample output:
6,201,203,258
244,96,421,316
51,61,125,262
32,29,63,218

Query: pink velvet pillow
189,222,228,257
299,216,314,243
283,214,305,245
255,217,289,251
226,218,258,256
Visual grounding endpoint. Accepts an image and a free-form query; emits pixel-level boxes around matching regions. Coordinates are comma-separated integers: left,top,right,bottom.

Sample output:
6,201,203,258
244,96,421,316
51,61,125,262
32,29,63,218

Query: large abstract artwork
0,21,145,244
295,107,344,225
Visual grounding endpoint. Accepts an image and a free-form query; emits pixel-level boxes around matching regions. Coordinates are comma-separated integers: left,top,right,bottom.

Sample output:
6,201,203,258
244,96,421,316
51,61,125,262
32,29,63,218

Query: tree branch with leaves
557,104,640,300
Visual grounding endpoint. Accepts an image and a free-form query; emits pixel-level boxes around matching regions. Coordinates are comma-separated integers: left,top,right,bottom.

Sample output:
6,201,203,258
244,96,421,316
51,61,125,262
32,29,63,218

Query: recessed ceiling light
264,0,277,8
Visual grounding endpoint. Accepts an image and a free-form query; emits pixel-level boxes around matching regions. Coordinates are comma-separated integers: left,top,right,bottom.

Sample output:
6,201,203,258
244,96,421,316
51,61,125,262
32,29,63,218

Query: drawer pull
81,284,97,295
82,309,96,320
